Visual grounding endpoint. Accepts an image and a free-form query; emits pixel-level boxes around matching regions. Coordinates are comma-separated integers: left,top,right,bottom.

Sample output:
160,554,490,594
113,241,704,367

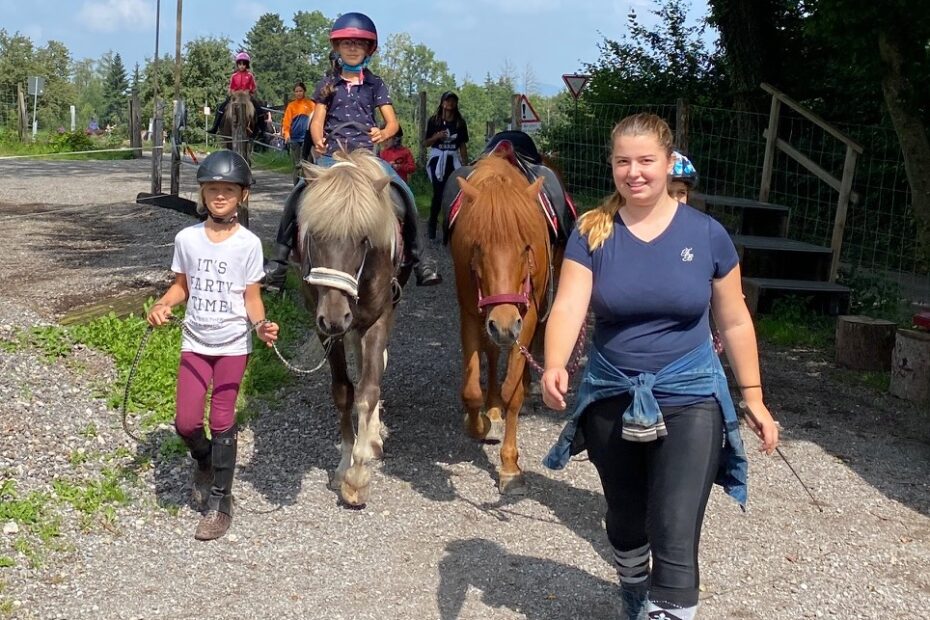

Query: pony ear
371,176,390,193
525,176,544,200
457,176,480,201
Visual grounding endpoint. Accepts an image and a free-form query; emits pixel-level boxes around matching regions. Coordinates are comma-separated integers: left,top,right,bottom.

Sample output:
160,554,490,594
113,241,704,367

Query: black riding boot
398,188,441,286
263,180,305,289
177,427,212,510
207,99,228,135
194,426,237,541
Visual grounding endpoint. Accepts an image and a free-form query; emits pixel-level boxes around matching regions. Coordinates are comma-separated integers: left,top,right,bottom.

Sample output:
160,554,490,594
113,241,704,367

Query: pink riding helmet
235,52,251,65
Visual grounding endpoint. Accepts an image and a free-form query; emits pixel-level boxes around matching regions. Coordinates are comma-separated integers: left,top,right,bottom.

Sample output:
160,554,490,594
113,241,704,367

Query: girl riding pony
263,12,440,289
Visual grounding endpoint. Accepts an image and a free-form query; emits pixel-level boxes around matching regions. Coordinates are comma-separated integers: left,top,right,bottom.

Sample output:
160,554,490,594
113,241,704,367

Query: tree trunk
878,31,930,267
835,315,897,371
889,329,930,404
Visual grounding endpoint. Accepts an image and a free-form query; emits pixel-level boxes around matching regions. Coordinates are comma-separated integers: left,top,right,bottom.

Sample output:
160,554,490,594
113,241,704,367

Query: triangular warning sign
562,73,590,99
519,94,541,124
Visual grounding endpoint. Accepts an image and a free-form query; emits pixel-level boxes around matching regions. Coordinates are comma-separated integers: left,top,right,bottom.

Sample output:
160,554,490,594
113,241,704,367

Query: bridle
303,237,371,303
475,247,534,316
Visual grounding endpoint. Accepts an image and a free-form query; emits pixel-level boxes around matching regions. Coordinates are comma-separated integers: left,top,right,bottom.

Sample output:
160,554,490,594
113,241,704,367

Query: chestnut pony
450,152,558,494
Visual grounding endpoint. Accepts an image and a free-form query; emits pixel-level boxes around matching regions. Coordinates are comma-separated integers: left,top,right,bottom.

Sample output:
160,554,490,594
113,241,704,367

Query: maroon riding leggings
174,351,249,436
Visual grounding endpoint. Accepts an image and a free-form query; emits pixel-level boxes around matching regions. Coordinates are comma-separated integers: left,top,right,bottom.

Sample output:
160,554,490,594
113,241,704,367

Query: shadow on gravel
757,349,930,518
136,426,190,512
437,538,616,620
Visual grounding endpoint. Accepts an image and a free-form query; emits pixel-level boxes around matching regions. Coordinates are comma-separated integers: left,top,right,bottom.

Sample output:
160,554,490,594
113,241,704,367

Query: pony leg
342,318,390,507
461,317,492,440
328,341,355,493
497,330,535,496
481,343,505,443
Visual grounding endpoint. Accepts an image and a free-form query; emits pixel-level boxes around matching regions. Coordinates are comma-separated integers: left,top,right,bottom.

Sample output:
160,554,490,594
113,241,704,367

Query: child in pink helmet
208,52,260,135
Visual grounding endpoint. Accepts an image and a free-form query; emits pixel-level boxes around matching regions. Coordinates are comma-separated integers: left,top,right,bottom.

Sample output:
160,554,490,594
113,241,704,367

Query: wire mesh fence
541,101,928,304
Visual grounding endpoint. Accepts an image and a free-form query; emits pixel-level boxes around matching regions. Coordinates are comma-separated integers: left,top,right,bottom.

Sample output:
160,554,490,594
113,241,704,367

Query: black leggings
580,395,723,608
427,156,455,242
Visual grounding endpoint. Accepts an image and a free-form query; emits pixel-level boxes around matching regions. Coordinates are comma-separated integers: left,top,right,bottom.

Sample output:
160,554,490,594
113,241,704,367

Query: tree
102,51,129,125
0,29,34,95
806,0,930,263
584,0,724,106
73,57,105,129
289,11,333,89
242,13,291,103
183,37,232,116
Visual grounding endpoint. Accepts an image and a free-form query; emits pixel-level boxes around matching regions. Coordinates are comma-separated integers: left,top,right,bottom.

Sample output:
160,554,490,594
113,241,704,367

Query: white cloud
78,0,154,33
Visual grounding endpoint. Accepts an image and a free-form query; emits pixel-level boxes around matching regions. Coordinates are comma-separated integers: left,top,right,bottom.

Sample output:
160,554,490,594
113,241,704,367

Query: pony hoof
498,473,528,496
328,470,345,492
482,417,505,443
464,412,494,442
340,466,371,507
340,481,370,508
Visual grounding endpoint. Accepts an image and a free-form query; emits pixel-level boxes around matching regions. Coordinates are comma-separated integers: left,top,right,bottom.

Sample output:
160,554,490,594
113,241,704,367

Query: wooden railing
758,83,864,281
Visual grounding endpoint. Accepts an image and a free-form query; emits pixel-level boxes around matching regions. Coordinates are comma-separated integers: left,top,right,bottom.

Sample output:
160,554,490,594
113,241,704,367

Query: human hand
369,127,384,144
147,302,172,327
431,131,446,142
740,400,779,455
541,367,569,410
256,321,279,347
313,137,326,155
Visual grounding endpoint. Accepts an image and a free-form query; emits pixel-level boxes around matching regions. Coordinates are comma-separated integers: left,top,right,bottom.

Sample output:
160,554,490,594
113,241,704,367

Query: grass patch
754,297,835,349
251,149,293,174
831,367,891,393
0,480,60,568
52,468,129,516
0,558,13,568
0,130,132,160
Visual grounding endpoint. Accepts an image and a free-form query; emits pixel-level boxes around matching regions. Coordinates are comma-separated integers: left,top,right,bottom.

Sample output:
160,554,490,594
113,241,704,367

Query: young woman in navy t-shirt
541,113,778,619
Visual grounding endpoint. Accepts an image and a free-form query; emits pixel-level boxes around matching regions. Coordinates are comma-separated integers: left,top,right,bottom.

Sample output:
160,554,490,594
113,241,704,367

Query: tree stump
834,315,897,371
889,328,930,404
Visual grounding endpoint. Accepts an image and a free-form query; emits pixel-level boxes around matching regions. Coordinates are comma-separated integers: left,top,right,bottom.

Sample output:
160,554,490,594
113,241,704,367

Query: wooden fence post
231,100,250,228
151,100,164,194
829,146,859,281
758,92,781,203
129,90,142,158
675,98,690,153
417,90,427,169
16,85,27,142
511,94,522,131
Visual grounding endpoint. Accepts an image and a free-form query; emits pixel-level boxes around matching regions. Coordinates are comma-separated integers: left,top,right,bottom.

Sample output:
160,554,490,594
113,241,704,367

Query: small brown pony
297,149,406,507
220,90,254,164
450,153,557,494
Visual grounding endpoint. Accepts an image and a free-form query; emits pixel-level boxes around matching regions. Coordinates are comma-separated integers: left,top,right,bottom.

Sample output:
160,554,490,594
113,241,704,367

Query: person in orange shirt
281,82,315,185
378,125,415,182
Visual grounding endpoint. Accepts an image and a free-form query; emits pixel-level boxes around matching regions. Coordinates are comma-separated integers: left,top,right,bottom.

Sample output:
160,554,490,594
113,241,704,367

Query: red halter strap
475,254,533,315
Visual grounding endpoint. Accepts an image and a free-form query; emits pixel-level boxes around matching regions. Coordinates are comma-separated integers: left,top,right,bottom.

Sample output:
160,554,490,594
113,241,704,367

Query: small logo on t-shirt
680,247,694,262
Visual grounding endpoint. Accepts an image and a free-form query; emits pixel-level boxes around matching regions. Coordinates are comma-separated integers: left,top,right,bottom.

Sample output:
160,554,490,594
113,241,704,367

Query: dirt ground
0,157,928,619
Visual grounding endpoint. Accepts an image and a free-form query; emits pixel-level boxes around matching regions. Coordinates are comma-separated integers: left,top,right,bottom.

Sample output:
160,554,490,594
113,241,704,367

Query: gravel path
0,158,928,619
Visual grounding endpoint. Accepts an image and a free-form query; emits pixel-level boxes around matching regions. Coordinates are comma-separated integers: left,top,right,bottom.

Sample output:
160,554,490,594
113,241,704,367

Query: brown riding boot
194,426,237,541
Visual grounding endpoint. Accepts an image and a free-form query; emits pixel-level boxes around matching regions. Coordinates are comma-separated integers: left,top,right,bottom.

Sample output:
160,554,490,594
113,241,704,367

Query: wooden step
733,235,832,281
693,193,790,237
742,277,850,316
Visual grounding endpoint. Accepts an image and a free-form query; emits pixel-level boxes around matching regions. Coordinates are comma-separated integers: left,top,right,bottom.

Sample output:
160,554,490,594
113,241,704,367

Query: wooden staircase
694,193,851,315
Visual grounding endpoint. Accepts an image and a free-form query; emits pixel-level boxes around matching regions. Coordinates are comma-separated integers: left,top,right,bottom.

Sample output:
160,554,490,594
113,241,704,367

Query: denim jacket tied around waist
543,339,749,508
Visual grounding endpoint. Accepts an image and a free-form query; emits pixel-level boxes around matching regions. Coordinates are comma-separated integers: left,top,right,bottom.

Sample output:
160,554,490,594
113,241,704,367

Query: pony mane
298,149,396,249
454,153,548,246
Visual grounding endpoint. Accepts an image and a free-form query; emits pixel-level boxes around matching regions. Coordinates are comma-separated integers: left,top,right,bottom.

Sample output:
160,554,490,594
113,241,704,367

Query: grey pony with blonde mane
296,147,410,508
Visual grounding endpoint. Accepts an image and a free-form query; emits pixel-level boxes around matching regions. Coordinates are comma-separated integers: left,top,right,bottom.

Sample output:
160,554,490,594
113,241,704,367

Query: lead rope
518,321,587,377
121,315,333,442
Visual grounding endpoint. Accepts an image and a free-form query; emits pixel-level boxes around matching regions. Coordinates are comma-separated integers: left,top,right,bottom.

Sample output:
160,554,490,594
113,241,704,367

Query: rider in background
263,12,441,288
208,52,260,136
146,150,278,542
281,81,315,185
378,125,416,183
669,150,698,204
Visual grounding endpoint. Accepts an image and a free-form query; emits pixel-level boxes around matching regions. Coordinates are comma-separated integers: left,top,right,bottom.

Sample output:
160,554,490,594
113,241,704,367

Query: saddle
442,131,577,244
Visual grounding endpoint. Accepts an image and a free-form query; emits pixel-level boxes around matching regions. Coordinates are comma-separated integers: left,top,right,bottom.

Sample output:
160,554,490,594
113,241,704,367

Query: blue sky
2,0,711,94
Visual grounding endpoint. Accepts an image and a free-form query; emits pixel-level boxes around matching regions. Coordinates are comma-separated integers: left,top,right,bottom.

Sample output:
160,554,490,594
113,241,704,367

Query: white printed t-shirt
171,222,265,356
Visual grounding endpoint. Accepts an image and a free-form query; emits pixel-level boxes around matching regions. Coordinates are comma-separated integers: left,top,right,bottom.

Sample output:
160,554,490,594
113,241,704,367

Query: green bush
47,130,94,153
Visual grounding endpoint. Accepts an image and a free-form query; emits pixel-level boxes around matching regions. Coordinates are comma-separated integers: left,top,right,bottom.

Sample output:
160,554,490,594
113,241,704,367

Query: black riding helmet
197,150,254,187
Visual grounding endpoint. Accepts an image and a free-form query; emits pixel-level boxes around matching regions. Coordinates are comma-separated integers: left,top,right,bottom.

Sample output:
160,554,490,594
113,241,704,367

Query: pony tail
577,192,623,251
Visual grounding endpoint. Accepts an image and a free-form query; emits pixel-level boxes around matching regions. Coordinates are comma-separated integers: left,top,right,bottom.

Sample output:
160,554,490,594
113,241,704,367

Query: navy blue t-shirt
566,204,739,378
312,70,392,156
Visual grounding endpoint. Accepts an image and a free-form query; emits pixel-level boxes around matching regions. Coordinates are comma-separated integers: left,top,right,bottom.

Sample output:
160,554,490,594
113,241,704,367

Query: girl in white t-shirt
147,150,278,541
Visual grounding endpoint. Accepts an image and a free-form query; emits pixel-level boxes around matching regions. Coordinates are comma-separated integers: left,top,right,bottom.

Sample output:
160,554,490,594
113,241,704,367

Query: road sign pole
31,90,38,138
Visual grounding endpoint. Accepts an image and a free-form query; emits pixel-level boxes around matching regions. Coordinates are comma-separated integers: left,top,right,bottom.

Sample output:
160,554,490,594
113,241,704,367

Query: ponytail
577,192,624,251
579,112,674,251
